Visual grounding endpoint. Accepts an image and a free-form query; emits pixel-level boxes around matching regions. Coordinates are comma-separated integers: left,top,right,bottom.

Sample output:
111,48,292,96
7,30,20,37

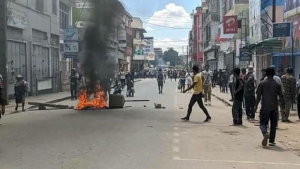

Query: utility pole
0,0,7,103
292,24,295,75
272,0,276,23
187,45,189,72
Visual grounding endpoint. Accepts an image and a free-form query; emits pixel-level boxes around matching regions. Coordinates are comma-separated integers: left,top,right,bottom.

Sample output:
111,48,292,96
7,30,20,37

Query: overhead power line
133,13,192,19
154,40,188,42
145,22,192,29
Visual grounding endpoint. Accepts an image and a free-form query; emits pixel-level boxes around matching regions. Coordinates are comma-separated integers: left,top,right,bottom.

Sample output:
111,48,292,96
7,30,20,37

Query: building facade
189,7,204,69
202,0,220,71
131,17,147,71
5,0,64,98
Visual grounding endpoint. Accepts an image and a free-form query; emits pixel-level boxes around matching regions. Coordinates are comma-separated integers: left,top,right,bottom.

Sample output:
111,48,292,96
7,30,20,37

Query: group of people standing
230,65,300,146
178,63,299,147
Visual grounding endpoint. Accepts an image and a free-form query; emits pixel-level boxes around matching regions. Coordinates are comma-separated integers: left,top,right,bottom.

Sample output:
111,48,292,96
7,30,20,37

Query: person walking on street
222,70,228,93
120,69,126,89
0,74,5,124
157,69,164,94
241,68,247,80
212,70,218,88
254,67,284,146
70,68,79,100
202,65,212,106
218,69,223,92
231,68,244,126
179,73,186,93
186,73,193,93
244,66,256,120
181,65,211,122
281,67,296,123
126,75,134,97
229,71,235,102
14,75,28,112
174,70,178,82
260,69,267,82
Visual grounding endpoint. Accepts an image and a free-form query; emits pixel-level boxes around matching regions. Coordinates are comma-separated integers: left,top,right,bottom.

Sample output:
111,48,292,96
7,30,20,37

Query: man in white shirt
202,64,213,105
229,71,235,101
120,69,126,89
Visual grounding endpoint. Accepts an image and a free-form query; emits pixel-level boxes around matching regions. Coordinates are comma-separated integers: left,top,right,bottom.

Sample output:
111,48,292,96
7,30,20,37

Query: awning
260,38,282,52
248,38,283,52
273,51,300,57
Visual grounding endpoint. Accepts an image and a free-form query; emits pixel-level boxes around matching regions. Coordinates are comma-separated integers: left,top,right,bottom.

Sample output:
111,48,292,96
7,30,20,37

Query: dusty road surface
0,79,300,169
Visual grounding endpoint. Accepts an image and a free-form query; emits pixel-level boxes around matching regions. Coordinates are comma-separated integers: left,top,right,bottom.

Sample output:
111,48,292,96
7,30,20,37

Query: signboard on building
144,37,154,58
64,29,79,41
7,9,27,29
126,47,132,56
64,42,79,53
223,16,238,34
147,52,155,61
133,54,145,60
239,48,252,61
249,0,262,43
273,22,292,37
284,6,300,19
206,51,216,60
73,2,94,40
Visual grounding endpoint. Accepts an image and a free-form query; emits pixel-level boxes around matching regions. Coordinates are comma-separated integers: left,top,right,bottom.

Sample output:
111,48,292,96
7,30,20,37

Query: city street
1,79,300,169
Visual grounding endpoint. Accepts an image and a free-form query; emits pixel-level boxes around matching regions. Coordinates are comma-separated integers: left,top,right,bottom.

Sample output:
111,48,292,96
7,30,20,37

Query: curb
211,92,233,106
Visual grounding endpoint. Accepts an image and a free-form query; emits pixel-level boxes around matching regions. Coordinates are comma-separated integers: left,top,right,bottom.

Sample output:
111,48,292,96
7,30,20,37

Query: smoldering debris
80,0,124,94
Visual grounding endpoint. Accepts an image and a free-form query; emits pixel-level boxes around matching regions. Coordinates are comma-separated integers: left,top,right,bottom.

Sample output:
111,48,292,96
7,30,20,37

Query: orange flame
76,86,107,110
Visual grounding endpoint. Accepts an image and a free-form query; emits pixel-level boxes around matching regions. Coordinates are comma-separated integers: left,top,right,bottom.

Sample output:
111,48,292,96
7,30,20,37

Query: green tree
163,48,183,66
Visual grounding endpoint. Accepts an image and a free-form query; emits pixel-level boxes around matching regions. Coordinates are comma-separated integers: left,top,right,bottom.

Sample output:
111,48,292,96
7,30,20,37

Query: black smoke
81,0,124,94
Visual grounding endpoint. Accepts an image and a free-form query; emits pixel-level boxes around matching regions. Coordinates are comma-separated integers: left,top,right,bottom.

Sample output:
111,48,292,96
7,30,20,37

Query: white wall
132,18,143,29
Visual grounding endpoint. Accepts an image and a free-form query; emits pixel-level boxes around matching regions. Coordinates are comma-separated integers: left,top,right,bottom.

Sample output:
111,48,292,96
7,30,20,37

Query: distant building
131,17,147,71
189,6,204,69
201,0,220,71
144,37,155,66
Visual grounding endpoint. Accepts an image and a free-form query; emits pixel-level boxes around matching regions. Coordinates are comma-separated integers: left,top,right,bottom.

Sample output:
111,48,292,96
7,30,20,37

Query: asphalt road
0,79,300,169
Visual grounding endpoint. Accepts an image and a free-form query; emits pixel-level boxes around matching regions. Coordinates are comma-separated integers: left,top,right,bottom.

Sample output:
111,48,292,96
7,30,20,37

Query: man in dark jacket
70,68,79,100
157,69,164,94
244,66,256,120
231,68,244,126
281,67,296,122
255,67,284,146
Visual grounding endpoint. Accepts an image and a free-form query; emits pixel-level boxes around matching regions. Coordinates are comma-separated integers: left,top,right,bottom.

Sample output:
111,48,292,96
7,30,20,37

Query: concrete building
131,17,147,71
59,0,75,92
144,37,155,67
189,7,204,69
282,0,300,80
3,0,67,98
117,9,133,72
202,0,220,71
248,0,285,80
217,0,250,71
154,48,164,66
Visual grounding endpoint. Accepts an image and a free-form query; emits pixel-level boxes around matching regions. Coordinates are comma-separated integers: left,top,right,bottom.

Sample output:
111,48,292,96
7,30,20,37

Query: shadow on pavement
262,145,288,152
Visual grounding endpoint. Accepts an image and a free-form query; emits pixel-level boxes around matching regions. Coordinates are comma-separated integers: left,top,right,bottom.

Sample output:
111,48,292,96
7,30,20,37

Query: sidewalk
4,92,71,115
211,86,300,156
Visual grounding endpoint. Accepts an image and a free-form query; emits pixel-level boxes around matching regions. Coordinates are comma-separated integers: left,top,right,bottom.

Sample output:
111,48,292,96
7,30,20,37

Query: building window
60,2,70,29
36,0,44,12
52,0,57,15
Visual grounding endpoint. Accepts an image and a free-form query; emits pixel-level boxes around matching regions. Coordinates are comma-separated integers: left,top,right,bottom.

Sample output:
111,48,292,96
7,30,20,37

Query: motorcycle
113,82,122,95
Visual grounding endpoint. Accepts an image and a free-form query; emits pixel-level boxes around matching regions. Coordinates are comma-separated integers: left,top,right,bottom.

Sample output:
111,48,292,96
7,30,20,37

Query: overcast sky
120,0,201,54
